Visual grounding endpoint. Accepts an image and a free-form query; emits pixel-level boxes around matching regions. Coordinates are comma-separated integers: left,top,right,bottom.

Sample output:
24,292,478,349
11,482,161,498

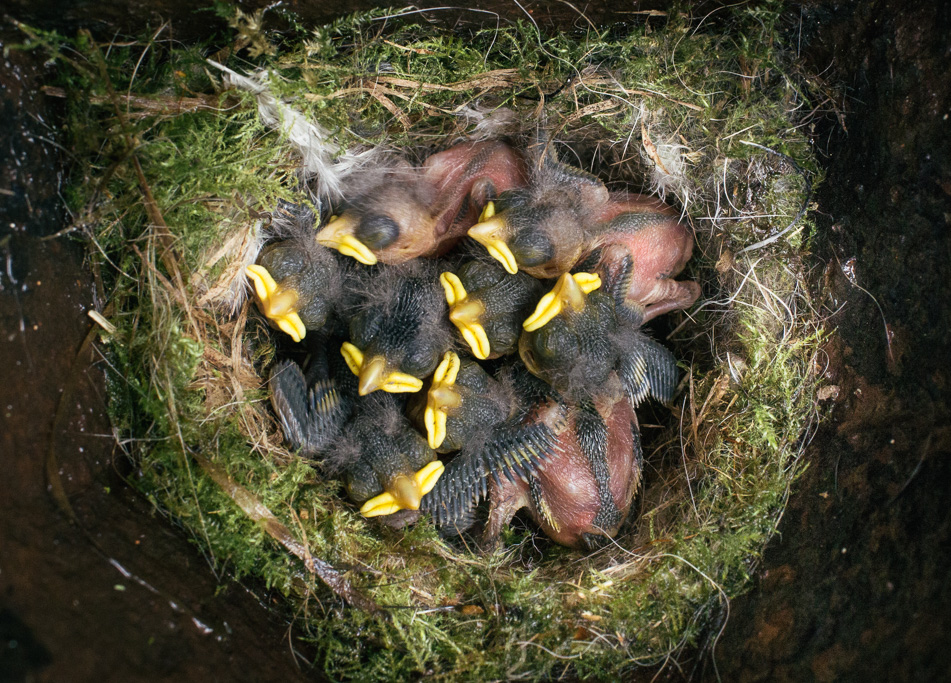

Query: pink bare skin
590,192,701,322
484,393,639,549
394,140,529,260
322,141,528,265
421,140,529,256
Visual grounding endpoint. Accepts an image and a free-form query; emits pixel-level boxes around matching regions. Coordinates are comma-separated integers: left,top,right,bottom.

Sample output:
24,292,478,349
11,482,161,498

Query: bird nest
33,5,826,680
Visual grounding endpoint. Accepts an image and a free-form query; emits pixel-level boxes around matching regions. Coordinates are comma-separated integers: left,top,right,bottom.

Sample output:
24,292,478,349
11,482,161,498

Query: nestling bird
333,391,445,518
421,368,643,550
517,270,679,406
482,387,643,549
420,362,561,534
587,192,701,323
246,201,349,342
440,256,544,360
315,140,528,265
467,146,609,278
340,260,453,396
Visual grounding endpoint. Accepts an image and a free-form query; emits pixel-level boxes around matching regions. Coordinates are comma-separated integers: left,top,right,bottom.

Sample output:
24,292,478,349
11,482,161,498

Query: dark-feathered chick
420,363,560,533
588,193,701,323
517,271,679,406
467,147,609,278
340,260,452,396
333,392,444,518
416,351,515,453
315,140,527,265
421,369,643,549
440,256,545,360
246,202,348,342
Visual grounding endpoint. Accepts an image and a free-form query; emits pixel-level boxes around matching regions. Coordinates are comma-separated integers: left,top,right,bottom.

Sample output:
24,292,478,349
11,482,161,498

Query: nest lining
34,5,827,680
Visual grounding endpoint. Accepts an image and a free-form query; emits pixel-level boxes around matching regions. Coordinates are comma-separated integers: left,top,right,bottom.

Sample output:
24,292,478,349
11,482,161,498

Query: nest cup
48,5,826,680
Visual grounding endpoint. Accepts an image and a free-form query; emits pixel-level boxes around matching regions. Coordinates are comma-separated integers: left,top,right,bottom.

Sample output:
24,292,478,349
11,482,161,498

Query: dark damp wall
1,2,948,681
713,2,951,680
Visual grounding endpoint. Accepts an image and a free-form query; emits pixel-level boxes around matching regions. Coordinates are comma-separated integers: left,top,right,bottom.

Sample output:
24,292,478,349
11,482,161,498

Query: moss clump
26,2,828,679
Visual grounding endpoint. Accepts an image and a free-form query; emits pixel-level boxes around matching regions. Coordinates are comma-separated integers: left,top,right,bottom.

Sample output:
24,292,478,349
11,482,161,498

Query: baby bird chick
420,362,561,533
483,389,642,549
440,256,545,360
518,271,679,406
340,261,452,396
588,193,701,323
246,202,347,342
315,140,527,265
467,148,609,279
334,392,444,518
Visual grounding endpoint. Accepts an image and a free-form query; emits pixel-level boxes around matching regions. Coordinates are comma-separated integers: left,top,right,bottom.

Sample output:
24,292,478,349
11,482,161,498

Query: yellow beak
315,214,378,265
468,214,518,275
522,272,601,332
359,460,446,517
245,264,307,342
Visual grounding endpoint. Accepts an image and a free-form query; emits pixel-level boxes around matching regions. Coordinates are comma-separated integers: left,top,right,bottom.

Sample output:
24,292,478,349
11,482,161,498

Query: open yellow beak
424,351,463,449
441,272,491,360
359,460,446,517
245,264,307,342
340,342,424,395
522,272,601,332
468,202,518,275
315,214,378,265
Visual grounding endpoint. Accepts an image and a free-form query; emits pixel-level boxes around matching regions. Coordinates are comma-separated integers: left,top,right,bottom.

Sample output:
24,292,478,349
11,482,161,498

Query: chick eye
510,229,555,268
401,342,440,378
357,214,400,249
532,322,578,365
350,310,381,347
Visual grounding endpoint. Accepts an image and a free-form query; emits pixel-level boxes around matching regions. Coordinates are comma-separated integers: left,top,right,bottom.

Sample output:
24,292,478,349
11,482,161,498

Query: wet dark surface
711,2,951,680
0,24,312,683
1,1,949,681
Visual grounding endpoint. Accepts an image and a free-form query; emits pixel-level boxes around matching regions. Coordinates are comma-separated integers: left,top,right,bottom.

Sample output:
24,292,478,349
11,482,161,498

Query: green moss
25,3,830,680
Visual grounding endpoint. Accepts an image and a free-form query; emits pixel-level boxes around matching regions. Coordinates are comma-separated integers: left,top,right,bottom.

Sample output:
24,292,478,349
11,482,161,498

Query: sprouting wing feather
269,360,350,457
421,419,559,529
574,400,622,534
618,334,679,406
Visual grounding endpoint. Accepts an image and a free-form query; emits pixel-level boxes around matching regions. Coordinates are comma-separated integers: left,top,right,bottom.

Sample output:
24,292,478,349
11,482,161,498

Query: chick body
484,390,641,549
441,257,545,360
316,140,527,265
342,260,452,396
588,192,701,322
336,392,443,517
467,151,609,278
247,202,348,341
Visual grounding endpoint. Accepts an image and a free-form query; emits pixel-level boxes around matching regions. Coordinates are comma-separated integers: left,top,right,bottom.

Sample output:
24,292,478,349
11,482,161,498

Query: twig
41,85,234,118
190,450,384,615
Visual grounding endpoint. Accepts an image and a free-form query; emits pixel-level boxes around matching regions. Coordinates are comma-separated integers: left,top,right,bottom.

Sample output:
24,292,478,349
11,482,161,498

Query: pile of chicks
247,137,700,549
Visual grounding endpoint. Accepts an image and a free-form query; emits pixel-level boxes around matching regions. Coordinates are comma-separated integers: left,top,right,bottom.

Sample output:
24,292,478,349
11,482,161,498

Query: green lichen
25,2,829,679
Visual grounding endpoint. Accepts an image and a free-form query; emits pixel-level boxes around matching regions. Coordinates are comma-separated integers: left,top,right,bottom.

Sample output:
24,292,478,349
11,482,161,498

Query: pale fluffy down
208,60,383,200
